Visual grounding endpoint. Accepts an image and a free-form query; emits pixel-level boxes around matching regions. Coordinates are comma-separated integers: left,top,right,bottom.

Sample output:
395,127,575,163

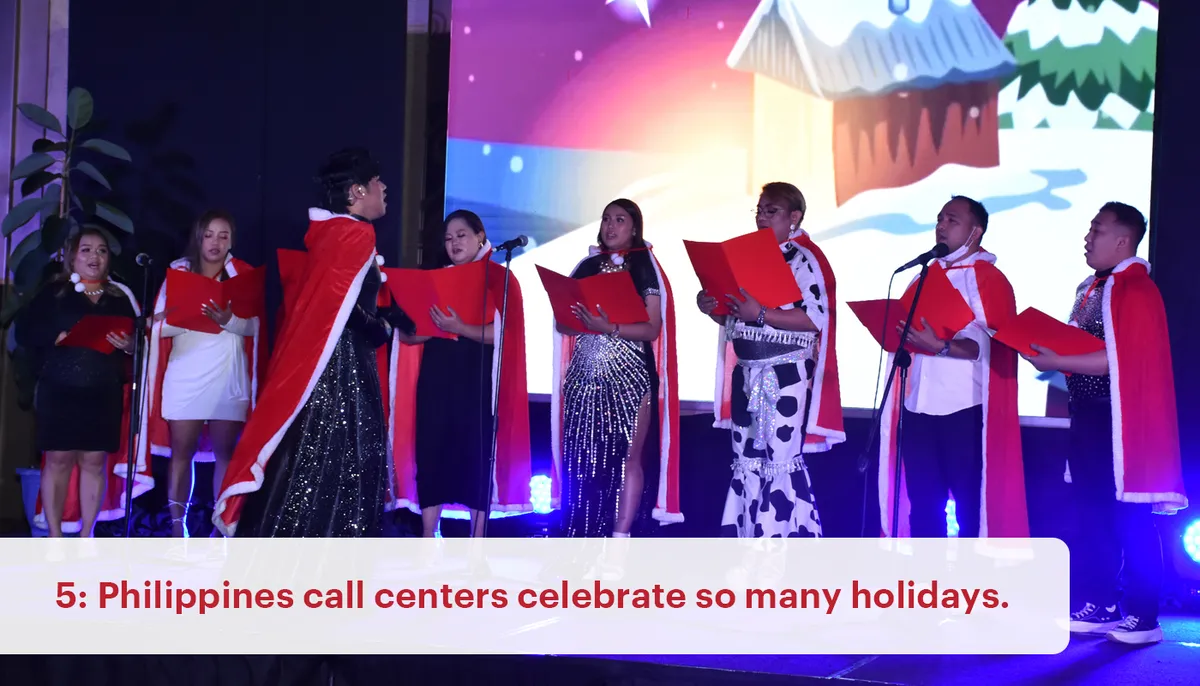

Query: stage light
946,499,959,538
530,475,553,514
1183,519,1200,564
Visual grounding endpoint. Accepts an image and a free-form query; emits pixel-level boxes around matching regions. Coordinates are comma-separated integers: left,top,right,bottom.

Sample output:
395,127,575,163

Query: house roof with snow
727,0,1017,100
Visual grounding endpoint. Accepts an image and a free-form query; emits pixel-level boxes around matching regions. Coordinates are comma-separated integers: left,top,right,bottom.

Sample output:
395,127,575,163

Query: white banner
0,537,1068,655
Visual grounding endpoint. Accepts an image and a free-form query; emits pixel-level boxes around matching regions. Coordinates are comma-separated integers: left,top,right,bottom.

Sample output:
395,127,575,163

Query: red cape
878,252,1028,538
1065,257,1187,513
550,245,682,523
139,257,267,465
714,231,846,452
389,246,534,514
34,282,153,533
213,210,384,535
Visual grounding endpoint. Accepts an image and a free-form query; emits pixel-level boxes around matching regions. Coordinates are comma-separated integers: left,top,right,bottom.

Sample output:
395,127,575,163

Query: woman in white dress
144,211,263,537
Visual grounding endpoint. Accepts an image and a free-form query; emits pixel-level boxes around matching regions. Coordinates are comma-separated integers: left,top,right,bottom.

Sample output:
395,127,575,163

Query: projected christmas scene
444,0,1158,416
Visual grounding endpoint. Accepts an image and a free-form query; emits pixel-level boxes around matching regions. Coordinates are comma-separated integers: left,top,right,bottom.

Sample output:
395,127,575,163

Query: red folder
165,267,267,334
536,265,649,333
992,307,1105,357
683,230,804,315
848,267,975,353
58,315,134,354
383,259,496,340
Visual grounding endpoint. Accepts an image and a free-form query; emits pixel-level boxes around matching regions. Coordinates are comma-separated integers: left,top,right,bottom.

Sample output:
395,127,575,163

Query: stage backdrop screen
444,0,1158,418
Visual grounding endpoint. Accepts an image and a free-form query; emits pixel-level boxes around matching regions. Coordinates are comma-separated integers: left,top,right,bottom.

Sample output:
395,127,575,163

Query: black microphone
495,235,528,252
893,243,949,273
135,253,154,267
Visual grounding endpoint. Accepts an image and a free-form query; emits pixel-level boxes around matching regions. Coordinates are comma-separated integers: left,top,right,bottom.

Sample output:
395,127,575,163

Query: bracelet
610,324,621,338
755,307,767,326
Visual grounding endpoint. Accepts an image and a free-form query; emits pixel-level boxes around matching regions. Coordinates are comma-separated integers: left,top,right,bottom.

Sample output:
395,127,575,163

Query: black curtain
68,0,407,326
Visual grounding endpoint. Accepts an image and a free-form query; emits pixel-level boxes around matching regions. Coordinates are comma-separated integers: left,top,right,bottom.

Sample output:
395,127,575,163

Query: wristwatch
936,340,951,357
755,307,768,326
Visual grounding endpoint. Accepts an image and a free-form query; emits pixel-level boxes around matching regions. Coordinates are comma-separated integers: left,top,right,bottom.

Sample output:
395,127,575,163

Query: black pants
900,405,983,538
1069,398,1163,621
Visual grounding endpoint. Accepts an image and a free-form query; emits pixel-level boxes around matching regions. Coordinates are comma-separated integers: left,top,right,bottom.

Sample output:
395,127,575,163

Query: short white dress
160,316,257,422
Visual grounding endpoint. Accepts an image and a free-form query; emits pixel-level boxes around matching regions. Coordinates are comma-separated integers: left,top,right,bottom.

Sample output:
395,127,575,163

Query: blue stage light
530,475,553,514
946,499,959,538
1183,519,1200,564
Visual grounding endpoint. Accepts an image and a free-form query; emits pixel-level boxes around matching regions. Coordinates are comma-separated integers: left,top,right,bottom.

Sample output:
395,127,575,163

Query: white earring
70,272,84,293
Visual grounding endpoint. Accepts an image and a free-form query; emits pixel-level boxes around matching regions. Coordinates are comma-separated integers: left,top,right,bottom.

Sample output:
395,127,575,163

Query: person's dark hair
951,195,989,234
596,198,647,250
316,147,381,214
760,182,807,218
57,227,123,298
1100,201,1147,247
439,209,487,267
183,209,236,276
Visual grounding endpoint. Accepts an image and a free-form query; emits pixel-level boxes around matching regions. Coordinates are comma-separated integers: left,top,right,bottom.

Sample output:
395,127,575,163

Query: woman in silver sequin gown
556,199,663,538
231,149,395,537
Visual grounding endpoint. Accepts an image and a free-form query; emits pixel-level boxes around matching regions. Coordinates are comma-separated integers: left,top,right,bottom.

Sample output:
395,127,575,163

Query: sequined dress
1066,270,1110,404
234,266,390,537
560,253,660,538
719,242,827,538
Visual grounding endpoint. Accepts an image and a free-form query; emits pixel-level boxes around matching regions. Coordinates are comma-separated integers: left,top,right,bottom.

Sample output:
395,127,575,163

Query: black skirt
34,381,124,453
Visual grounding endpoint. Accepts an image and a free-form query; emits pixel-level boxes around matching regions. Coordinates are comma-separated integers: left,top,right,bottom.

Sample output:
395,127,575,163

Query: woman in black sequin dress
16,228,138,536
215,149,396,537
552,199,673,538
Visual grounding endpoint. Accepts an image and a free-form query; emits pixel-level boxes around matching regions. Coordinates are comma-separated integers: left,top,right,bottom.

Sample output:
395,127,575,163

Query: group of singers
17,147,1186,645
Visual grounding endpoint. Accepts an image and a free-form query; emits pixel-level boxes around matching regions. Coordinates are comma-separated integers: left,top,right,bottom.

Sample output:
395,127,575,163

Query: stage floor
600,613,1200,685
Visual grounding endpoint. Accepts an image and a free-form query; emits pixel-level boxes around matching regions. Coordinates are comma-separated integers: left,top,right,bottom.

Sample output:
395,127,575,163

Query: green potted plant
2,87,133,535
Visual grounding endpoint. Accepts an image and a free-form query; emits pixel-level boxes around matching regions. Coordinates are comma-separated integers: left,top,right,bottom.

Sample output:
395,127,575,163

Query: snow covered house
727,0,1018,209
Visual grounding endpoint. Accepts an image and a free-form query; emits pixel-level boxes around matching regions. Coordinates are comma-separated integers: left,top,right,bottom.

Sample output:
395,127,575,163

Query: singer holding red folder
552,198,682,548
1023,203,1186,645
142,210,267,537
15,228,141,537
698,182,845,539
389,210,532,538
876,196,1027,540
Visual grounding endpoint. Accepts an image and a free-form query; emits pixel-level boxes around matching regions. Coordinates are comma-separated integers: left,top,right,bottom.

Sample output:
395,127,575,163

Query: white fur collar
1113,256,1150,275
308,208,364,222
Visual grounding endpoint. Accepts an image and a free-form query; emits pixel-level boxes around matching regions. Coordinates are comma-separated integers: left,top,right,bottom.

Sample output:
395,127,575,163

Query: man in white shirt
878,196,1028,539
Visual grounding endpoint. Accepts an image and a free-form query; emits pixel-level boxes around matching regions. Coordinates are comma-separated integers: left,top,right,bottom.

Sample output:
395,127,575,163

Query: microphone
893,243,949,273
495,235,528,252
135,253,154,267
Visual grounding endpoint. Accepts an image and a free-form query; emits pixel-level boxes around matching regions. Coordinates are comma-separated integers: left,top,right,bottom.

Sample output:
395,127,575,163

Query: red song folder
58,315,134,354
683,230,804,315
383,259,496,339
536,265,649,334
992,307,1105,357
165,267,267,334
848,267,975,353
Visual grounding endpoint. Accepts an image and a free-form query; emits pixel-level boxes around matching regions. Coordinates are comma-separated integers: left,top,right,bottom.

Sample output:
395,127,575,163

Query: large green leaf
8,232,45,290
95,202,134,233
0,195,53,236
67,88,94,130
16,103,62,135
71,192,96,218
32,138,68,153
80,138,132,162
11,152,55,180
19,170,60,197
73,161,112,190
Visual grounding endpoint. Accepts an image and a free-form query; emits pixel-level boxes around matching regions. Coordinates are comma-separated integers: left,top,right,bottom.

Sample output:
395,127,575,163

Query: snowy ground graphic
508,129,1152,417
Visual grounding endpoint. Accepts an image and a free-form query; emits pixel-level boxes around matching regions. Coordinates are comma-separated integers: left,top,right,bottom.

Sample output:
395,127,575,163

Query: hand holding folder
58,315,134,354
165,267,266,334
683,230,804,315
848,267,975,353
384,259,495,339
537,265,648,334
992,307,1105,357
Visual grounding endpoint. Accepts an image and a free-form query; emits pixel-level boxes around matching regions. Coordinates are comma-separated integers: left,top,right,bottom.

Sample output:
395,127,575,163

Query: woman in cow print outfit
699,182,846,538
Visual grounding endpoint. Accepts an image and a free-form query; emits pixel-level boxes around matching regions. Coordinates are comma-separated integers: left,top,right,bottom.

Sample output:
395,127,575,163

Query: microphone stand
856,261,935,538
478,245,516,539
123,263,153,537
